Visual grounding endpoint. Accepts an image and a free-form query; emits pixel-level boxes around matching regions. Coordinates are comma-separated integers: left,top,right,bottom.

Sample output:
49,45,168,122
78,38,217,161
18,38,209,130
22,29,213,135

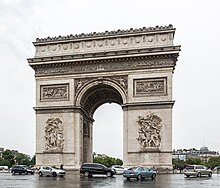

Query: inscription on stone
134,78,166,96
40,84,69,101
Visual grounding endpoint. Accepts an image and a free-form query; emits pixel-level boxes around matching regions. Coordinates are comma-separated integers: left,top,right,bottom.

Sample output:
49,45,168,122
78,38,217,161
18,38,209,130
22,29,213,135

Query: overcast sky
0,0,219,159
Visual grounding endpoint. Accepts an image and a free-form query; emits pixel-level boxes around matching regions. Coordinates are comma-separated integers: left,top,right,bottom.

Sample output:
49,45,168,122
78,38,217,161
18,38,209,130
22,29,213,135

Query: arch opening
79,83,124,164
80,84,124,116
93,103,123,160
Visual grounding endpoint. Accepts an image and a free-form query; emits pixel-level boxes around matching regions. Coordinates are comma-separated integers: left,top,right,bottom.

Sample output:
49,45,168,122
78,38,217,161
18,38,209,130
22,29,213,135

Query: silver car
111,165,127,174
38,166,65,177
183,165,212,177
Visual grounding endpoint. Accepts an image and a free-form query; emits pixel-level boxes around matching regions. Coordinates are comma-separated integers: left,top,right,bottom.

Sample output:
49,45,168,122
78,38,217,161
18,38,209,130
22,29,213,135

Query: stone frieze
134,77,167,96
40,84,69,101
35,59,174,76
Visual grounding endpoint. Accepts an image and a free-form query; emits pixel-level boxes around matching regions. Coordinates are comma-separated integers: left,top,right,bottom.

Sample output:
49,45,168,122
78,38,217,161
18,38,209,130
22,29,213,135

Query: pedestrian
60,164,63,169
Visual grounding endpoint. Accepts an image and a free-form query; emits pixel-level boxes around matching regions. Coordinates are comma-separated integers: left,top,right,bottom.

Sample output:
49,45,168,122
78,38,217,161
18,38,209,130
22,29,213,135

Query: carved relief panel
134,77,167,97
137,113,162,150
45,118,64,152
40,84,69,101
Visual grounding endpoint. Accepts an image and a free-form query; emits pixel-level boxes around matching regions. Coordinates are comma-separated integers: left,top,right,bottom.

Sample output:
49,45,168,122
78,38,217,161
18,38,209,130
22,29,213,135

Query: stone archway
75,79,126,164
28,25,181,170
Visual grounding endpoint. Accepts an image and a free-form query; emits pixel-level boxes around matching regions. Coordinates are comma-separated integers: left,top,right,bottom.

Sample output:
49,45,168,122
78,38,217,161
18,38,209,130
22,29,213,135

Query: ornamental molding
28,45,180,64
45,118,64,152
122,101,175,111
74,75,128,94
33,57,175,77
40,84,69,101
35,25,174,43
34,106,95,122
33,25,175,58
137,113,162,150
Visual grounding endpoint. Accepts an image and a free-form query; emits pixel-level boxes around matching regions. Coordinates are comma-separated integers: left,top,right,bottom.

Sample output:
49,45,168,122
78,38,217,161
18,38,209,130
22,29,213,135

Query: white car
38,166,65,177
183,165,212,177
111,165,127,174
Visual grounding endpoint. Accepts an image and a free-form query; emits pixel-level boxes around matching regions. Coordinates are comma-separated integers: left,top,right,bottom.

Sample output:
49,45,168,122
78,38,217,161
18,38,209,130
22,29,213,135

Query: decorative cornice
30,25,178,59
122,101,175,111
34,105,94,122
128,151,172,154
35,25,175,44
28,45,180,65
34,105,76,111
36,152,75,154
28,25,180,76
32,56,177,77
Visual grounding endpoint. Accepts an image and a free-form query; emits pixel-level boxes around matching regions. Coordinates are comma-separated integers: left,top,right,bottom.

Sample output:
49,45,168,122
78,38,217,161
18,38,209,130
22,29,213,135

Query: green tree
172,159,185,169
1,149,35,167
1,150,15,167
0,158,10,166
31,155,36,166
93,153,123,167
186,158,204,165
14,153,32,166
207,156,220,168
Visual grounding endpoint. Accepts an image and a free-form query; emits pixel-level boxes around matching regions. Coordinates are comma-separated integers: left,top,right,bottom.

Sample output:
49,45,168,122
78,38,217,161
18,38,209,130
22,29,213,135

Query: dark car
80,163,116,177
11,165,34,175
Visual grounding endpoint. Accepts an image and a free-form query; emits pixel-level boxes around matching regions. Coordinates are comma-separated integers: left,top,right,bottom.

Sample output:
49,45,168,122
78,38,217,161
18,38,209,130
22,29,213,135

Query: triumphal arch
28,25,181,170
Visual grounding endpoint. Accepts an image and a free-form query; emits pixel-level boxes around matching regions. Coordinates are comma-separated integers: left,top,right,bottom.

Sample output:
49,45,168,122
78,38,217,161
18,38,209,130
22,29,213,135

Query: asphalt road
0,171,220,188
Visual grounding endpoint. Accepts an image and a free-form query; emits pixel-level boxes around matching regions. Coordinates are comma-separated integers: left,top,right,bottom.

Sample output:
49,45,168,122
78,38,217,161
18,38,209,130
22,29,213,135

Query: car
213,166,220,173
123,166,156,180
183,165,212,177
111,165,127,174
38,166,65,177
11,165,34,175
80,163,116,177
0,166,8,171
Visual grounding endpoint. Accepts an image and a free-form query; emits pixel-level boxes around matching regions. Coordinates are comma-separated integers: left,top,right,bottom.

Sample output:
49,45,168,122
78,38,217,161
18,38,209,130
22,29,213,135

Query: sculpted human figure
45,118,64,151
137,113,162,149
